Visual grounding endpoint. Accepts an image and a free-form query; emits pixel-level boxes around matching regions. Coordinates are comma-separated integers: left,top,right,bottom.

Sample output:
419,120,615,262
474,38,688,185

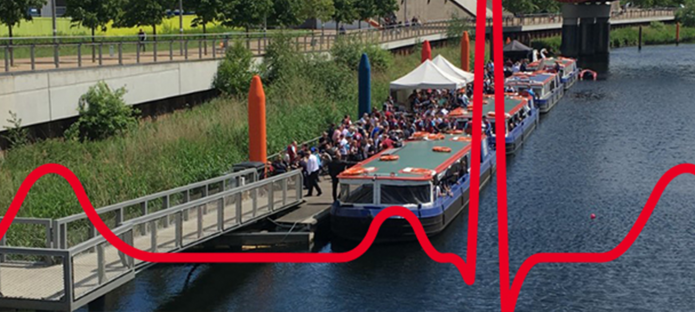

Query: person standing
138,29,147,52
327,151,348,202
306,150,322,197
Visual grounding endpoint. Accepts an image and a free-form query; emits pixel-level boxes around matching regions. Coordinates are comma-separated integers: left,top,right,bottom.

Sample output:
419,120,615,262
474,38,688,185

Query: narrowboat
506,71,563,114
331,133,496,242
450,94,538,155
527,57,579,90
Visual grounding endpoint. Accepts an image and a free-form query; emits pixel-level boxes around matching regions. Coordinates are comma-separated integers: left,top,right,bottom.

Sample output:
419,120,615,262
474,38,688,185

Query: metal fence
0,21,450,75
0,169,302,311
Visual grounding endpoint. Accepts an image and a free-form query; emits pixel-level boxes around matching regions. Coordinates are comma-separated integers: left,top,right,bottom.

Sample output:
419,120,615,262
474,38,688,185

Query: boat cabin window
380,184,432,205
339,182,374,204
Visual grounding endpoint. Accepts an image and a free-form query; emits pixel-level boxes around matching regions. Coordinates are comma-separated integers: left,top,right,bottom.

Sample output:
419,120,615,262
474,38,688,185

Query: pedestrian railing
0,9,676,75
0,169,303,311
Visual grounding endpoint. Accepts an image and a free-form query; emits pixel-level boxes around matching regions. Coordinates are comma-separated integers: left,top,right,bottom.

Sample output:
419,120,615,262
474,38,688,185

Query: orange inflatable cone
248,75,267,164
461,31,470,72
421,40,432,63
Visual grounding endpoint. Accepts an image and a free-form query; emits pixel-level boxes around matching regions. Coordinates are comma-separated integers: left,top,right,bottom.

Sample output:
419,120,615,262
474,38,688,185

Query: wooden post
676,22,680,46
638,26,642,51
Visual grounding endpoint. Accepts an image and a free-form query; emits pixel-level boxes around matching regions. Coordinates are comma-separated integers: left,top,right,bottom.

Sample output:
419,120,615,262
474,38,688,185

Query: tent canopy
503,40,533,52
390,60,467,90
432,55,474,84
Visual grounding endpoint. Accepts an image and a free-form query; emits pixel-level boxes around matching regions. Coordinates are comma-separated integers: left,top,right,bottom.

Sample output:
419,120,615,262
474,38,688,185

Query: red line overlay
0,2,689,311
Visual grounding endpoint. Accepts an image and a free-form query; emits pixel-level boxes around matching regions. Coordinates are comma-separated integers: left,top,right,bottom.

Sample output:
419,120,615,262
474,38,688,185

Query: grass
1,16,228,38
0,41,483,248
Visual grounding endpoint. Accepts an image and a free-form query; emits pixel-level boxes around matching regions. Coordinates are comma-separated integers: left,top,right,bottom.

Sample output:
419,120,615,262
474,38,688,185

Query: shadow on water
154,264,266,312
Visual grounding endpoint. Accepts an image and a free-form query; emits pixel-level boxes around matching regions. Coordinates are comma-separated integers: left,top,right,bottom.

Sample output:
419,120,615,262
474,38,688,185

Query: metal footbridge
0,169,303,311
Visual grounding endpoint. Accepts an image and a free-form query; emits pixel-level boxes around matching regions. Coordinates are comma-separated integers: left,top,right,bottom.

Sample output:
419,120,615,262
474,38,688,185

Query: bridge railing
0,20,453,75
51,168,258,251
0,8,678,75
0,169,303,311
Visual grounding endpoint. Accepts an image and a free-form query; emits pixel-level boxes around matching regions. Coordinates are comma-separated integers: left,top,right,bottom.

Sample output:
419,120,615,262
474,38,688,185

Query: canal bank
85,44,695,312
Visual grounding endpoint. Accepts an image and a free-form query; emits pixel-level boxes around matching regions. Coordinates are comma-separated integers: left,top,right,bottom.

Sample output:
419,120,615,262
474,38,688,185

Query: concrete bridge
0,8,676,132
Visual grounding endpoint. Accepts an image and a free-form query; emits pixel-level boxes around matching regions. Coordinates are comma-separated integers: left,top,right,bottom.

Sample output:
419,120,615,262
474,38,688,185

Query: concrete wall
0,60,220,129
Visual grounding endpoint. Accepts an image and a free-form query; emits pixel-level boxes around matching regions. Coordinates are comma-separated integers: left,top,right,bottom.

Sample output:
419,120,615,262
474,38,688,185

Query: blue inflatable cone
358,53,372,118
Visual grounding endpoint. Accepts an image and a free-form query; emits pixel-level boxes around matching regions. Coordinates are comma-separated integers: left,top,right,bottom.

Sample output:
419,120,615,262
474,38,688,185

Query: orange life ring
411,168,434,175
427,134,445,141
343,167,366,175
433,146,452,153
452,136,471,142
380,155,400,161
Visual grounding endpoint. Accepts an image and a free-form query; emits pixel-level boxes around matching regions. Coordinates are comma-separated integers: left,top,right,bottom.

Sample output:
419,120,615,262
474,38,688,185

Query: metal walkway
0,169,303,311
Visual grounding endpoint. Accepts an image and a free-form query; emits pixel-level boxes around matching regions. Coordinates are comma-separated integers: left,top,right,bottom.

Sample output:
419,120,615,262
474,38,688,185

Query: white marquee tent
432,55,475,84
389,60,467,91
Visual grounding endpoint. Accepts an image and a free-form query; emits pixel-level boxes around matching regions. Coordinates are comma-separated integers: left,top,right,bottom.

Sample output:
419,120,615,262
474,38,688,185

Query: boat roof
528,57,576,70
338,134,478,181
506,71,557,86
450,94,528,119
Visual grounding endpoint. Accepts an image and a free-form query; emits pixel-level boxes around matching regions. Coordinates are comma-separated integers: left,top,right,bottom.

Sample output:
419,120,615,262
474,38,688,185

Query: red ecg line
0,1,691,310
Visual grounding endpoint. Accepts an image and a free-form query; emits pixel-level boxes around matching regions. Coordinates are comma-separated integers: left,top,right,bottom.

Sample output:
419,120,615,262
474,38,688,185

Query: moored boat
527,57,579,90
506,71,563,114
330,133,495,242
450,94,538,155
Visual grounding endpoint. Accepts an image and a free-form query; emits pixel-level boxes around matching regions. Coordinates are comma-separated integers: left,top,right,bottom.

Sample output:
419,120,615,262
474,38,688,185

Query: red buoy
590,213,596,220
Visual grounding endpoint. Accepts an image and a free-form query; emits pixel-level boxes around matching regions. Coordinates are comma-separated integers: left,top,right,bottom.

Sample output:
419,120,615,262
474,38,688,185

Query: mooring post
638,26,642,51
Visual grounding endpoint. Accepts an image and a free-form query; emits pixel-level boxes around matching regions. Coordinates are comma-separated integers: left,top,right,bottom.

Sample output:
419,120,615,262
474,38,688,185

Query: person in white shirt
306,151,322,197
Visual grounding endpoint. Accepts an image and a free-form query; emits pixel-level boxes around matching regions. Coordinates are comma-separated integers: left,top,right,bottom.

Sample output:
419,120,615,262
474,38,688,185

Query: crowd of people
267,59,544,201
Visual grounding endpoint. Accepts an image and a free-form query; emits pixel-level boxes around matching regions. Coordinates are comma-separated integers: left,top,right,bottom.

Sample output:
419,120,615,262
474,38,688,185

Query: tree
65,0,119,62
333,0,358,31
0,0,46,65
299,0,335,25
355,0,376,29
185,0,225,33
677,0,695,27
114,0,175,37
269,0,305,27
220,0,273,33
374,0,398,19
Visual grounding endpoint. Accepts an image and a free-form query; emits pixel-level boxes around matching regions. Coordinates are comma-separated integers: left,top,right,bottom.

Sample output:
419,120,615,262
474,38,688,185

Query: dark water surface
91,44,695,312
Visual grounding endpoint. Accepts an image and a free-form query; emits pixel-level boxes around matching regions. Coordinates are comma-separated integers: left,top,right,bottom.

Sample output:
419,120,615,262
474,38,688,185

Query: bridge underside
561,2,612,59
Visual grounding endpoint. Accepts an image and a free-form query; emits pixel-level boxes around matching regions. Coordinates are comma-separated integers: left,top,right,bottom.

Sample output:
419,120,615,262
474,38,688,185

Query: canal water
90,44,695,311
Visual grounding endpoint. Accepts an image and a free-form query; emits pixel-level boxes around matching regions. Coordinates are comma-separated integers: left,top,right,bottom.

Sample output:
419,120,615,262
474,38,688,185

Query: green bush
212,41,255,95
330,36,393,71
530,37,561,55
65,82,139,141
677,0,695,27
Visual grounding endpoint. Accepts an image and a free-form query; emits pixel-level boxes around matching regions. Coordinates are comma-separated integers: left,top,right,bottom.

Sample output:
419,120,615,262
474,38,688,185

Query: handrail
51,167,257,249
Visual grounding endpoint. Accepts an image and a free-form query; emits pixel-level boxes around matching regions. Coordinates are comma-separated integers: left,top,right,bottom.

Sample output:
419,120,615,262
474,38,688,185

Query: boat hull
331,154,496,242
501,107,539,155
537,87,564,114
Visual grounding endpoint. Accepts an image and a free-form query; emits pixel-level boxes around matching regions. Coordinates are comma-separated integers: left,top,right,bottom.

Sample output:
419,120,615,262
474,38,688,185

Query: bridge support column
579,17,596,56
561,3,612,73
561,16,579,58
595,17,611,55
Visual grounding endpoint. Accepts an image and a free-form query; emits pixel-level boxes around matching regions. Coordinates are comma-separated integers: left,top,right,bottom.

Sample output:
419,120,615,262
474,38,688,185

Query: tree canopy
185,0,226,33
333,0,359,29
0,0,47,37
65,0,119,35
300,0,335,22
220,0,273,31
114,0,176,35
676,0,695,27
